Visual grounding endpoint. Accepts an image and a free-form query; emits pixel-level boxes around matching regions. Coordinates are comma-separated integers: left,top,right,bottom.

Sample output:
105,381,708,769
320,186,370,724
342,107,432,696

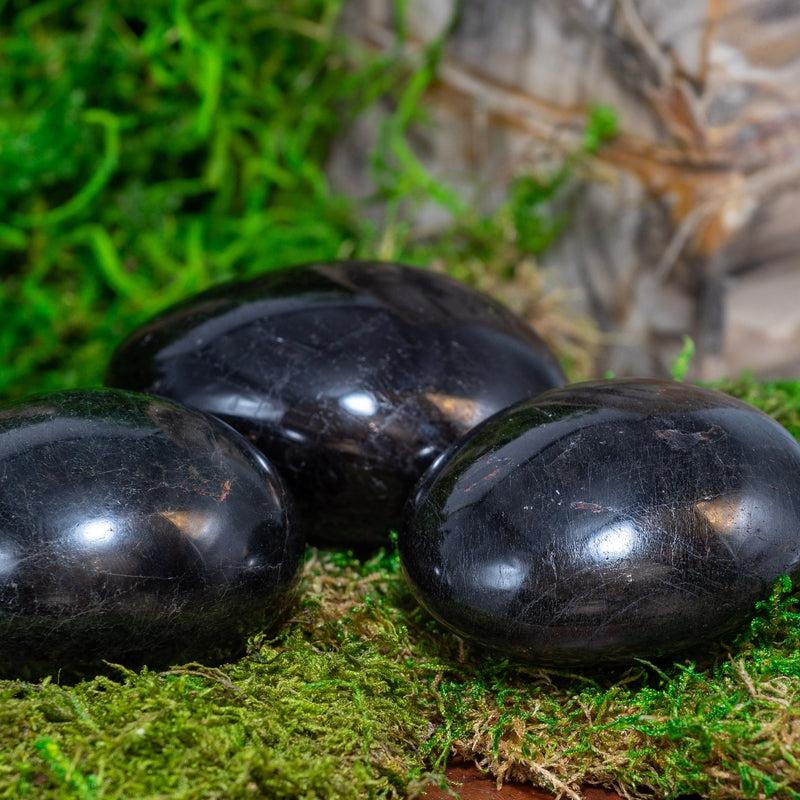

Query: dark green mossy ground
2,2,800,798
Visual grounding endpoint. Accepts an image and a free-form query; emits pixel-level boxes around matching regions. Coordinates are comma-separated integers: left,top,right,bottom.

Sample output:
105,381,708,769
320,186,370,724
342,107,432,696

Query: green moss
0,0,388,399
0,0,600,400
2,2,800,797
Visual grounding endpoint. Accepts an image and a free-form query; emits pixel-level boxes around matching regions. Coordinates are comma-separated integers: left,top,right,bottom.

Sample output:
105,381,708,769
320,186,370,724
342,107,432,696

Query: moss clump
0,0,388,399
1,605,433,799
2,1,800,797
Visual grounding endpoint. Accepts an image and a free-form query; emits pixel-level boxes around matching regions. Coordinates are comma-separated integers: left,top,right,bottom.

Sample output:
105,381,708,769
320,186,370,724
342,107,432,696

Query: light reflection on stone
160,510,219,545
587,518,640,561
0,543,18,579
424,392,485,429
478,556,526,592
694,492,746,534
74,517,116,548
340,390,378,417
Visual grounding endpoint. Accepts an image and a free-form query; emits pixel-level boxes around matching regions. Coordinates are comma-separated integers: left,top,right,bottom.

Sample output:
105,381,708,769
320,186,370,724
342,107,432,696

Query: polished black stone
401,379,800,665
0,389,303,679
106,261,564,546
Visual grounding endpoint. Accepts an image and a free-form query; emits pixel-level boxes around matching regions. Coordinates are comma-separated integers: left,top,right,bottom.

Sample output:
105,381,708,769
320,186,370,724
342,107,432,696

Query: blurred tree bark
331,0,800,379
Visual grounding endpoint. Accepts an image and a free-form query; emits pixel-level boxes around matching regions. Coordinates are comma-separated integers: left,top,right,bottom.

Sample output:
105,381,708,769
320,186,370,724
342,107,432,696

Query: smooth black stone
105,261,564,546
401,379,800,665
0,389,303,679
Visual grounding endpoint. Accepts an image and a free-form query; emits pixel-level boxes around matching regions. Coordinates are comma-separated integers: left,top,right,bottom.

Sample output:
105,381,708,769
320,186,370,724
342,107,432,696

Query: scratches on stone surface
655,424,726,450
463,467,502,494
570,501,609,513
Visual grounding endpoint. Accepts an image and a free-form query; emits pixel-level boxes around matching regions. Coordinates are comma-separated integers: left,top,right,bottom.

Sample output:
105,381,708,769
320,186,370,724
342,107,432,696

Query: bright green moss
2,2,800,797
0,0,603,401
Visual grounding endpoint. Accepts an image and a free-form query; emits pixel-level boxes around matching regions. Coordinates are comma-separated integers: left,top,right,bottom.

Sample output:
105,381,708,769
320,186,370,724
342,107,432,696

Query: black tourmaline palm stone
0,390,303,679
401,379,800,665
106,261,564,546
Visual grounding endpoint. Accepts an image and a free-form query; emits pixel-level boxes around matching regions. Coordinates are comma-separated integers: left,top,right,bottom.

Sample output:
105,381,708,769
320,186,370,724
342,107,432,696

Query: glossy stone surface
401,379,800,665
0,390,303,679
106,261,564,545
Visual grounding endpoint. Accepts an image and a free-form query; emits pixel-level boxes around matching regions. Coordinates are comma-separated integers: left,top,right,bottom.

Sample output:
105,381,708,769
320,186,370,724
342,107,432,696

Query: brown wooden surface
420,765,622,800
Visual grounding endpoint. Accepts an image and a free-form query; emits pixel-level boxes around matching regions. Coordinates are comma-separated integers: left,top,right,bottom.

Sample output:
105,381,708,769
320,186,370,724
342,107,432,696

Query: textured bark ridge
332,0,800,378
